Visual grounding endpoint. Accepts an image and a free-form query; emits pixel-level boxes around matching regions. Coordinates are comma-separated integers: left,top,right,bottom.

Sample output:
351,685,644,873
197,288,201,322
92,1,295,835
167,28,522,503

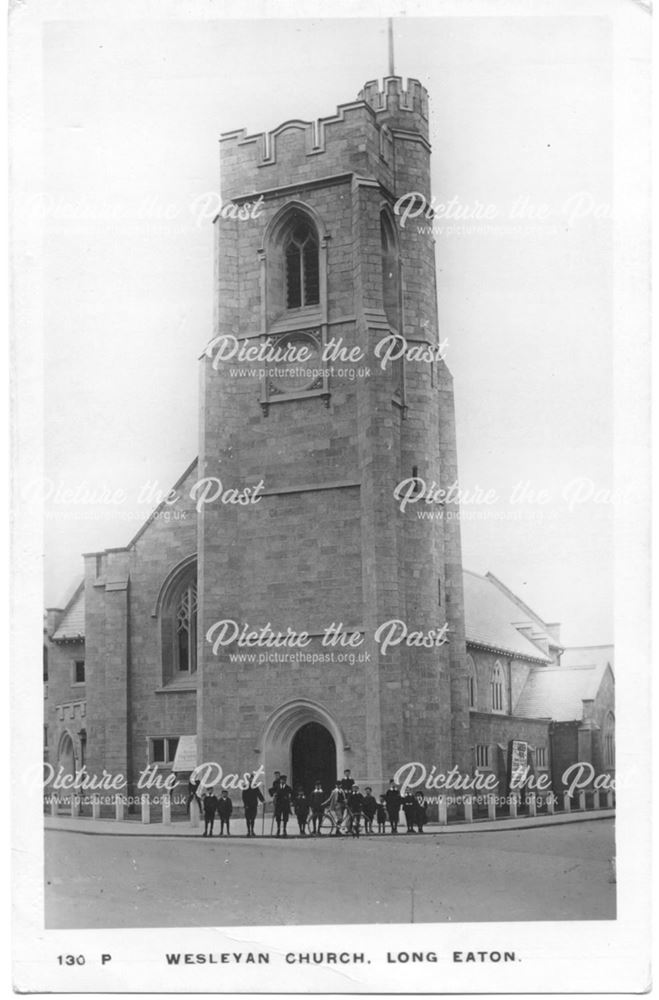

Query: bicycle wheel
317,813,336,836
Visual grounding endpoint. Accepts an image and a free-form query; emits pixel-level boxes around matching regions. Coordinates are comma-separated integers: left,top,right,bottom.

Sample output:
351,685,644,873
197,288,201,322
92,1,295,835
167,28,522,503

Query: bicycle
313,806,360,837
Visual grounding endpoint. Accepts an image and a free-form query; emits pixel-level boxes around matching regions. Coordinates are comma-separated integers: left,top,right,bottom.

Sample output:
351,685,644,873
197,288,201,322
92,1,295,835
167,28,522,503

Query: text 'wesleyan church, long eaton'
43,77,614,808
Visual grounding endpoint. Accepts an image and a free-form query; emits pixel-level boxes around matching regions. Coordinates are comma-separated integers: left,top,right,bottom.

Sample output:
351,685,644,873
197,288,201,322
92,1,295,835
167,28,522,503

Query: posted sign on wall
508,739,529,791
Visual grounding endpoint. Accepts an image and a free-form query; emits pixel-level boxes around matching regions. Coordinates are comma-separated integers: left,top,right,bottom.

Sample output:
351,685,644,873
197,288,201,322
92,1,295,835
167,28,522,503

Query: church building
43,77,614,812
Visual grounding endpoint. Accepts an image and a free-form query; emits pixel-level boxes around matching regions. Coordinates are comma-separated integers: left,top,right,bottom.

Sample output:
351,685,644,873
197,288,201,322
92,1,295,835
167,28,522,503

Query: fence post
115,794,125,821
50,797,57,817
606,789,614,809
528,794,536,817
437,795,448,826
509,793,518,819
464,796,473,823
578,790,586,811
189,797,200,829
546,792,555,815
141,794,151,824
593,790,600,810
162,794,171,826
487,794,496,821
70,795,78,818
563,792,571,813
91,794,101,820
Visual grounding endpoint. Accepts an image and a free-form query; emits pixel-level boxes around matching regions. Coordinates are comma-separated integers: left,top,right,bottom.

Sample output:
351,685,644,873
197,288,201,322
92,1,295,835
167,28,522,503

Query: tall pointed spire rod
388,18,395,76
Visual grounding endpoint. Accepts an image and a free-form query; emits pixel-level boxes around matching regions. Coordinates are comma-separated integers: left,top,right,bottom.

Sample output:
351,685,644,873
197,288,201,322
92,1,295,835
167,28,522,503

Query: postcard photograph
10,0,651,994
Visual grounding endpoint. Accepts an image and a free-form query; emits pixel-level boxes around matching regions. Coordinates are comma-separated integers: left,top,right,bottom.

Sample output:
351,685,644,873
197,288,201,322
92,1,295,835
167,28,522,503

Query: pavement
44,817,616,927
44,808,615,837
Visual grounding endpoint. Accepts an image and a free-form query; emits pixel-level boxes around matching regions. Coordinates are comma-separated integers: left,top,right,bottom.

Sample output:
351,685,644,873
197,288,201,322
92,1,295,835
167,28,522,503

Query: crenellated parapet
218,77,430,198
220,100,368,165
358,76,429,125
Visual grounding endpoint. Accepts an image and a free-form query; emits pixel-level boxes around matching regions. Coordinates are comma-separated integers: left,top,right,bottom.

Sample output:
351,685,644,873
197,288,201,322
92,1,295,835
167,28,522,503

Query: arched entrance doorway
260,699,344,797
291,722,336,795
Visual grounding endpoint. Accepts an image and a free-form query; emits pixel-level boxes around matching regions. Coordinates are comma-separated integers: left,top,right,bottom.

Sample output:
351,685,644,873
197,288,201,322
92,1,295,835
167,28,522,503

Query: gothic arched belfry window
284,216,319,309
263,205,324,327
258,202,330,412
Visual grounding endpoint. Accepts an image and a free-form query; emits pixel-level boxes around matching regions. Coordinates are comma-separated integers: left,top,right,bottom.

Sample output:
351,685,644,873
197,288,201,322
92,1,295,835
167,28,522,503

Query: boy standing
376,795,387,833
309,782,325,835
340,769,355,794
402,790,417,833
294,789,309,835
347,785,365,837
202,788,218,837
415,791,428,833
241,774,265,837
217,790,233,836
385,780,402,834
362,787,377,834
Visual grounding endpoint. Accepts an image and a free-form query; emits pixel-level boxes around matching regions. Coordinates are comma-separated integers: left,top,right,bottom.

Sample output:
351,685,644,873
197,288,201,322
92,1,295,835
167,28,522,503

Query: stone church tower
197,77,470,790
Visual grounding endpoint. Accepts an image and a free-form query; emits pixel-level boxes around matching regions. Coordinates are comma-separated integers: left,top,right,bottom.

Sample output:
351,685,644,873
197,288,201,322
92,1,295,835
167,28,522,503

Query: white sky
39,13,616,644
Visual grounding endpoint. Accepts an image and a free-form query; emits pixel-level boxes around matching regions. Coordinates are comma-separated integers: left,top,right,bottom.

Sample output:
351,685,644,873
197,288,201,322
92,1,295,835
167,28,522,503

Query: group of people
193,769,429,839
193,777,265,837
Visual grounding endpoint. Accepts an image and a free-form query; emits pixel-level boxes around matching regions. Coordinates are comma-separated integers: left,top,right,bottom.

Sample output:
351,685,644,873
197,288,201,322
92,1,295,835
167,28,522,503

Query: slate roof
51,583,85,641
514,663,610,722
463,570,552,663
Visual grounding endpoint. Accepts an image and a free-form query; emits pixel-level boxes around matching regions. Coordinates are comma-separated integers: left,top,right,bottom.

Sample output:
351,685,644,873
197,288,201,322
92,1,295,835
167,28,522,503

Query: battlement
219,99,369,164
219,76,430,186
358,76,429,121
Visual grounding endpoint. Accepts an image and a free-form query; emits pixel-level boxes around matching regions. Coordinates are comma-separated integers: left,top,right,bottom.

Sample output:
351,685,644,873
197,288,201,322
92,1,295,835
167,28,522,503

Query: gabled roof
514,662,611,722
51,581,85,641
484,572,563,651
463,570,552,663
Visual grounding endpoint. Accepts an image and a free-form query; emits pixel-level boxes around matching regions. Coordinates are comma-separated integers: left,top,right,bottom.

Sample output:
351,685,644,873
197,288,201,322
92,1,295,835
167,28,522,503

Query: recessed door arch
260,699,344,797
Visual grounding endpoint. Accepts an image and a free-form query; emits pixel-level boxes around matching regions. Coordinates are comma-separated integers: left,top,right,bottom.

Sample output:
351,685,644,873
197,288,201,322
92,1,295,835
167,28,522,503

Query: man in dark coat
402,790,417,833
202,789,218,837
216,790,233,836
242,774,265,837
268,771,281,797
362,786,377,834
309,782,325,836
385,780,402,834
272,774,293,837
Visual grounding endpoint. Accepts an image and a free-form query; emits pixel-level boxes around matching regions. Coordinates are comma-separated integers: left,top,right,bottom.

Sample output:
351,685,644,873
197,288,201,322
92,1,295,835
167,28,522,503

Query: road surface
45,819,615,927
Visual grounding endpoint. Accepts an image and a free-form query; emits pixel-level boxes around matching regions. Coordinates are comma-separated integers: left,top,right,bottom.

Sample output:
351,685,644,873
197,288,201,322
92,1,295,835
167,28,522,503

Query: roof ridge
536,664,597,671
564,644,613,650
52,577,84,618
124,456,199,550
485,571,559,640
